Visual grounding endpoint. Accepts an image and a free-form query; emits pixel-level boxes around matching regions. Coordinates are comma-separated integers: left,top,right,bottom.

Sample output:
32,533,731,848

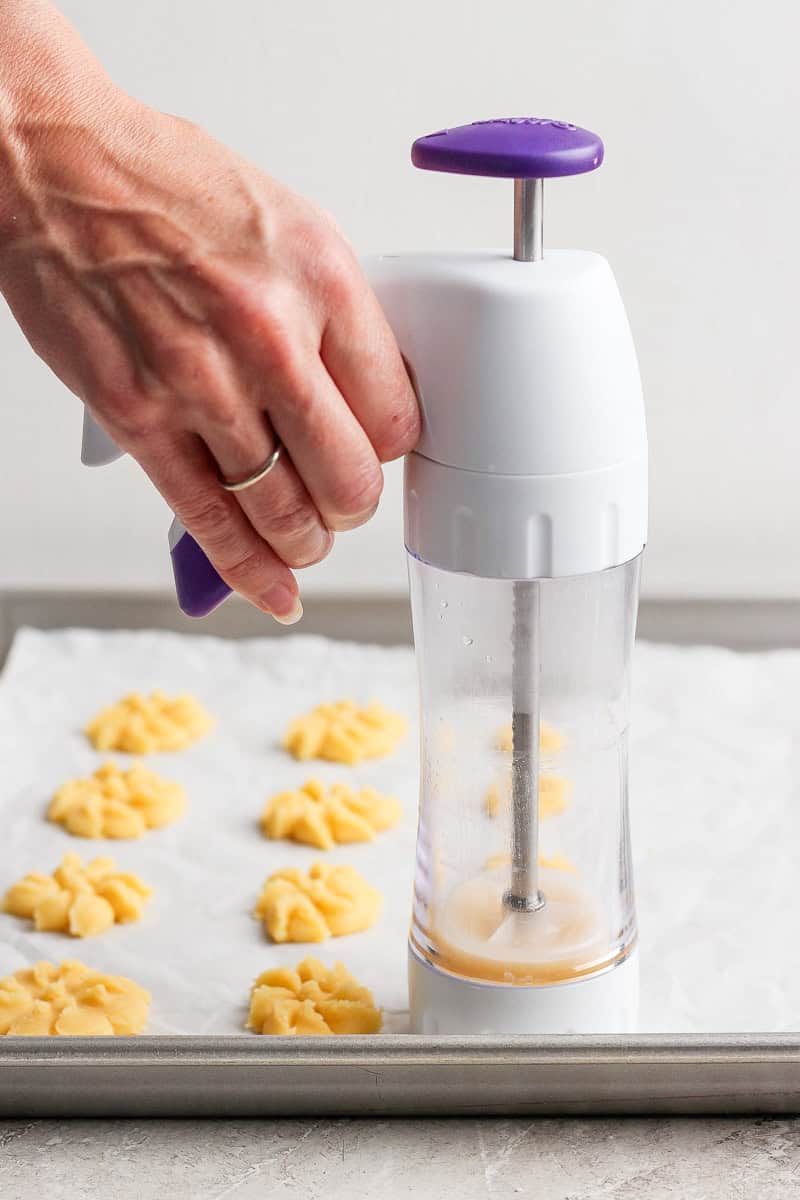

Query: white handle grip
80,404,231,616
81,407,124,467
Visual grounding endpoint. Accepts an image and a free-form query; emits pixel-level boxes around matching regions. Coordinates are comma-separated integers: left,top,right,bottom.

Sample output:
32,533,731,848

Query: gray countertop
2,1116,799,1199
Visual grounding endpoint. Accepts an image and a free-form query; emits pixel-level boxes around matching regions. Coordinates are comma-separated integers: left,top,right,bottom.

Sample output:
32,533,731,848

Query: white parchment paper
1,627,799,1034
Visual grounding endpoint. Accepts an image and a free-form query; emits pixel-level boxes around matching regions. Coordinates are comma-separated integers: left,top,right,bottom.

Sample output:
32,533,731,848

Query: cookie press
81,117,647,1035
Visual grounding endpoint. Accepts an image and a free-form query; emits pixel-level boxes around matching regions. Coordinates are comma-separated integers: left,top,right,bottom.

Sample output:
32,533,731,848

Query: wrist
0,79,138,249
0,1,134,246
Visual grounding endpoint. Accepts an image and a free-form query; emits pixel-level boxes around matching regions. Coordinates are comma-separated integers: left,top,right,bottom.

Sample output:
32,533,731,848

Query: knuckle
321,251,359,312
323,268,355,315
329,463,383,525
218,545,268,586
266,362,317,421
95,385,163,442
196,389,239,430
321,259,355,312
284,379,316,422
268,497,318,539
255,308,298,379
178,494,232,544
302,222,358,306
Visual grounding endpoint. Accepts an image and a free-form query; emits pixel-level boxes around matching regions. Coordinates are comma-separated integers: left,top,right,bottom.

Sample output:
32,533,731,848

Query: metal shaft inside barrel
503,176,546,915
504,581,545,913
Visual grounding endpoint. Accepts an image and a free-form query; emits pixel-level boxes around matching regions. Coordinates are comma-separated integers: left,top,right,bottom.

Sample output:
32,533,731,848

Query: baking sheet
1,627,800,1037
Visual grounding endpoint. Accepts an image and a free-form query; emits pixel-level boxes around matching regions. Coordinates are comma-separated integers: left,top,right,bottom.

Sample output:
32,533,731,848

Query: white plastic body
367,250,647,579
409,943,639,1035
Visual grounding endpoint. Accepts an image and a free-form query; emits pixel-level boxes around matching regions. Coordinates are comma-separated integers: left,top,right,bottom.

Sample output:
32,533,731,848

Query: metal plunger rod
513,178,543,263
504,175,546,914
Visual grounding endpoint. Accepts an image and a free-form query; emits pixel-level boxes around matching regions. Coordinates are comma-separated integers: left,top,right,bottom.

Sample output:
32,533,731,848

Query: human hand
0,40,419,622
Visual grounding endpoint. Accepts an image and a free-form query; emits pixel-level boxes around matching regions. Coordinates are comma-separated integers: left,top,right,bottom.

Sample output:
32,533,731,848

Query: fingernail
263,584,303,625
273,599,303,626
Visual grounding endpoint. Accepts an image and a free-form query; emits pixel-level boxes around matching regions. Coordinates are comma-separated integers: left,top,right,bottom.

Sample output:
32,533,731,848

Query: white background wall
2,0,799,599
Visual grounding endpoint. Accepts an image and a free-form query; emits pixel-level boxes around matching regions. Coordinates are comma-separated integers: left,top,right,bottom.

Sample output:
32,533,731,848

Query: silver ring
220,441,283,493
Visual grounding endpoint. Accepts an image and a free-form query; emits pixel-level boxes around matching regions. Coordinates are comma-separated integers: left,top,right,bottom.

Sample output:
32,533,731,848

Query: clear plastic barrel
407,554,641,988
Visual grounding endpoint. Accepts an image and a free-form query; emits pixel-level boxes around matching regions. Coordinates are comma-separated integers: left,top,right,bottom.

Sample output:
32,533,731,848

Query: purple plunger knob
411,117,603,179
169,522,232,618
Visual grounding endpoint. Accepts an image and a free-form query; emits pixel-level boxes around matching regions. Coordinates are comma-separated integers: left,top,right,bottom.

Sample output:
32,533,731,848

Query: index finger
320,267,421,464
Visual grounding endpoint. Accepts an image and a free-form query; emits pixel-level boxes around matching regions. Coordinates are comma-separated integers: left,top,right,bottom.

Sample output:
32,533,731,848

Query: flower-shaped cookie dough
254,862,382,943
48,762,186,839
484,772,569,820
3,854,152,937
0,960,150,1035
496,721,565,756
247,957,381,1035
86,690,212,754
260,778,401,850
284,700,406,765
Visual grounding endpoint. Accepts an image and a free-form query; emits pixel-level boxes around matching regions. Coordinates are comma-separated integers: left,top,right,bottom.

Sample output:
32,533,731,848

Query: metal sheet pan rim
3,1031,800,1065
3,1033,800,1116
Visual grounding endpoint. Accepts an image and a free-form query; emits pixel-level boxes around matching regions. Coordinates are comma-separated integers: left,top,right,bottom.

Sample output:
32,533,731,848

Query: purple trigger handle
169,520,232,618
411,117,603,179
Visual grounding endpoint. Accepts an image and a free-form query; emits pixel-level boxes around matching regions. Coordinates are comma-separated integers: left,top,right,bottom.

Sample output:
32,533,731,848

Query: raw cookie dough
48,761,186,838
261,778,402,850
86,690,212,753
484,772,569,820
254,862,382,943
3,854,152,937
0,959,150,1035
247,957,382,1035
496,721,565,755
485,850,576,873
284,700,406,764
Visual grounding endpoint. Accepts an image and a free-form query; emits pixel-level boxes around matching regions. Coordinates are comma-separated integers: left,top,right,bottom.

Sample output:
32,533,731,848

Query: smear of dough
0,959,150,1035
85,690,212,754
484,851,577,874
484,772,570,820
48,762,186,839
247,957,382,1035
496,721,565,755
434,721,456,754
3,854,152,937
284,700,406,764
255,862,382,943
261,778,401,850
